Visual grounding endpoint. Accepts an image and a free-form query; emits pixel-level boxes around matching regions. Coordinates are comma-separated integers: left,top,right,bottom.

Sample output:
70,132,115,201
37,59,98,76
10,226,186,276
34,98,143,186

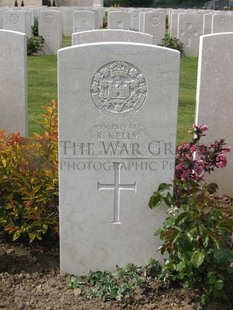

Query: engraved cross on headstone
97,162,136,224
181,23,198,47
46,31,52,43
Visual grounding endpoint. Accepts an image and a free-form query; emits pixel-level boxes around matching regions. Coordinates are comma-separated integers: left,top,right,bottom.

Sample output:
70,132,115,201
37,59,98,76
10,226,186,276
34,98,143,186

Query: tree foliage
104,0,154,7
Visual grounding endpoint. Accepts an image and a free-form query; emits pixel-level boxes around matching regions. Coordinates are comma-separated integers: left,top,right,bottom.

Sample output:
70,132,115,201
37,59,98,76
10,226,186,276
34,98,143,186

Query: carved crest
90,61,147,118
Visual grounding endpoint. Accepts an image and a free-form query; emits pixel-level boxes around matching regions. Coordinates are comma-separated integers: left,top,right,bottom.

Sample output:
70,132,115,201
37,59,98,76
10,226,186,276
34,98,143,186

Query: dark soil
0,238,232,310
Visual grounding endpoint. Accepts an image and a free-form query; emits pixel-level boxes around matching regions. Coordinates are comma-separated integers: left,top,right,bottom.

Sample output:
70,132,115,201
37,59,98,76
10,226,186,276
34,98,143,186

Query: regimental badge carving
150,15,160,26
90,61,147,118
219,17,227,27
9,14,19,24
45,14,54,24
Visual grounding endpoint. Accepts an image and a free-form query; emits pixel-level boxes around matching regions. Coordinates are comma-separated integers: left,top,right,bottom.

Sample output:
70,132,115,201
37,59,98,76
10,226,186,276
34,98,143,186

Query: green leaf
157,183,172,192
149,193,162,208
176,261,186,272
214,279,224,291
12,230,21,241
175,234,193,251
207,272,216,285
163,192,174,207
191,250,205,268
154,227,162,236
174,212,188,225
29,232,36,243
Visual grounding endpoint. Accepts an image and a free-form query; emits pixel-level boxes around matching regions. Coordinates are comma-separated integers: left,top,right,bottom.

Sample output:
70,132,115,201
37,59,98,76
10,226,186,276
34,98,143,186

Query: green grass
27,38,198,142
177,57,198,144
62,35,72,48
28,55,57,135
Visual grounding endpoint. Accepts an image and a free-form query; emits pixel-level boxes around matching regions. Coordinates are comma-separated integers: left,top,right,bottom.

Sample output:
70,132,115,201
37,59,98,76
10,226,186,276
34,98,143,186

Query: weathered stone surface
58,42,180,275
38,10,62,55
72,29,153,45
0,30,27,136
139,12,166,45
177,13,203,56
195,33,233,196
73,10,96,33
108,11,131,30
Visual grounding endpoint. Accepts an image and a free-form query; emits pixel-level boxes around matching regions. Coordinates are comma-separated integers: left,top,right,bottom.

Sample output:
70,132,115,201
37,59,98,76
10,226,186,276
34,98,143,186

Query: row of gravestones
1,7,233,55
0,0,102,6
1,28,233,274
169,10,233,56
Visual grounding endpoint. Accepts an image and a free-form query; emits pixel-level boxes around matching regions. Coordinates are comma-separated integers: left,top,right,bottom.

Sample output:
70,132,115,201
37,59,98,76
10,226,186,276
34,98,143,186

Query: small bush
0,100,58,243
27,18,44,56
27,36,44,56
149,125,233,305
32,18,39,37
159,34,184,56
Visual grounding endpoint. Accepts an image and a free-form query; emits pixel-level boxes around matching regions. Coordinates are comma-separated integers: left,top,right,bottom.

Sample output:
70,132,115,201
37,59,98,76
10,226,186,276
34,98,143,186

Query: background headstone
203,13,212,35
0,30,27,136
38,10,62,55
140,12,166,45
72,29,154,45
3,10,30,35
73,10,96,33
129,9,139,31
195,32,233,196
62,7,76,37
177,13,203,56
108,11,131,30
211,14,233,33
58,42,180,275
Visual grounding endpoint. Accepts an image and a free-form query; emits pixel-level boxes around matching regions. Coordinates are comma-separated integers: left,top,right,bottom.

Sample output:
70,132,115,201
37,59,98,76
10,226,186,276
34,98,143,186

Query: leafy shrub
68,259,161,301
149,125,233,305
32,18,39,37
27,18,44,56
27,36,44,56
0,100,58,243
159,34,184,56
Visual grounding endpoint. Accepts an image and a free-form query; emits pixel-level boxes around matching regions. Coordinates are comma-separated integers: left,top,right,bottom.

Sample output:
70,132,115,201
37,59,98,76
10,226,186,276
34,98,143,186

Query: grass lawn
178,57,198,143
27,38,198,144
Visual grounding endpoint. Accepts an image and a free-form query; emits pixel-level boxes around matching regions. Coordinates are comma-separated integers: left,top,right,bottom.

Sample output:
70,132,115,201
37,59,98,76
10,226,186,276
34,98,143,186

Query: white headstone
72,29,154,45
58,42,180,275
0,30,27,136
203,13,212,35
0,9,4,29
3,10,30,35
129,9,139,31
73,10,96,33
195,32,233,196
177,13,203,56
169,12,179,37
38,10,62,55
25,10,32,38
62,7,76,37
211,14,233,33
140,12,166,45
108,11,131,30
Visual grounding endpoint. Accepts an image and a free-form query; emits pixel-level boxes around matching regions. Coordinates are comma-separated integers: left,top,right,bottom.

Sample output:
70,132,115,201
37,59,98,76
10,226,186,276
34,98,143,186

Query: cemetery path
0,237,232,310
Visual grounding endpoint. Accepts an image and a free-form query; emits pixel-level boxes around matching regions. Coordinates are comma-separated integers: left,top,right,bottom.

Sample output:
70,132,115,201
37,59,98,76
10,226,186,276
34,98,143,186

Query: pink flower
193,124,208,132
